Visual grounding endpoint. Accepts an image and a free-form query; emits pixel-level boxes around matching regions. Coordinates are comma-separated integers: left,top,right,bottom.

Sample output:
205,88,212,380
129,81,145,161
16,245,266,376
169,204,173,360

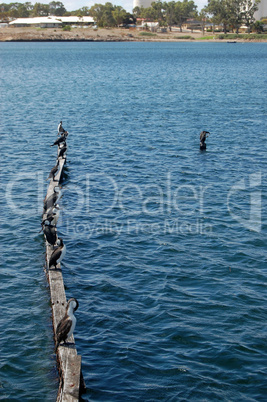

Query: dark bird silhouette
42,204,60,227
51,133,67,147
41,220,57,246
59,140,66,149
55,298,79,351
43,187,61,212
200,130,210,150
47,160,59,180
49,237,66,269
58,145,67,159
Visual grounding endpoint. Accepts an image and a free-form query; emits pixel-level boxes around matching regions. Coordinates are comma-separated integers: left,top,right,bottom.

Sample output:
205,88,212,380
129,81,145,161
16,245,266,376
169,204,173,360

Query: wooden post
42,137,85,401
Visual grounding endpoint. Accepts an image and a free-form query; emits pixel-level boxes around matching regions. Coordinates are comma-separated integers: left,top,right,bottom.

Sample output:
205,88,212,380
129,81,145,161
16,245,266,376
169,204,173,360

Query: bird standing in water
55,298,79,351
200,130,210,150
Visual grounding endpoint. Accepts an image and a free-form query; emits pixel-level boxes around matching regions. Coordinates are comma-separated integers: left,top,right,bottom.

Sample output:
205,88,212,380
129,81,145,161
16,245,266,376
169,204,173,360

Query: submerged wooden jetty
42,129,85,401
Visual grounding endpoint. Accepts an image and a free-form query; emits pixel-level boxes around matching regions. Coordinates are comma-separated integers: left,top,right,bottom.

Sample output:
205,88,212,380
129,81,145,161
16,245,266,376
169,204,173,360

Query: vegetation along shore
0,27,266,42
0,1,267,42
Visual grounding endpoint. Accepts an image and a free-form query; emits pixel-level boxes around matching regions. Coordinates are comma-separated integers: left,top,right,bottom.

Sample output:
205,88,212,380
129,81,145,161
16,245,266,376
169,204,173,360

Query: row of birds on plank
41,122,79,352
41,122,69,268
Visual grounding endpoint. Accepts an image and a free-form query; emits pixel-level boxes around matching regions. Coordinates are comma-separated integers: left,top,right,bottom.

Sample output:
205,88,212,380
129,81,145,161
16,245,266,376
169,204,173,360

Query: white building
56,16,94,25
9,16,94,28
138,21,159,30
9,17,62,28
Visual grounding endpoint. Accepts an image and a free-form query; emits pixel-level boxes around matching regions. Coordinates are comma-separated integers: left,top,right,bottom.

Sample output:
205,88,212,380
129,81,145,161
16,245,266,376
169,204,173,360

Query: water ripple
1,42,267,401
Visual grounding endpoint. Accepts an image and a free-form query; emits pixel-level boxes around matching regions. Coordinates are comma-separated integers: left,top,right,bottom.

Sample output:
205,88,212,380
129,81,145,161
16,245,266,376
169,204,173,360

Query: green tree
252,20,263,33
74,7,91,16
163,1,176,28
140,6,156,21
0,4,11,13
89,3,105,26
112,5,126,26
17,3,30,17
133,6,142,18
225,0,243,33
32,2,49,16
102,2,116,27
25,2,34,11
198,7,208,35
89,2,120,27
241,0,260,33
151,1,164,22
207,0,229,34
174,0,197,32
49,1,66,16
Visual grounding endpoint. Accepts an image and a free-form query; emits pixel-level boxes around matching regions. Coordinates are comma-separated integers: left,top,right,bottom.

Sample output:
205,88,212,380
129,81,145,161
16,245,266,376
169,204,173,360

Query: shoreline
1,27,267,42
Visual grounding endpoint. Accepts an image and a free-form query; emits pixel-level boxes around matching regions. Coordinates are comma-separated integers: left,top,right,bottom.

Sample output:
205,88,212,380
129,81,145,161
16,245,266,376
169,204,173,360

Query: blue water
0,42,267,401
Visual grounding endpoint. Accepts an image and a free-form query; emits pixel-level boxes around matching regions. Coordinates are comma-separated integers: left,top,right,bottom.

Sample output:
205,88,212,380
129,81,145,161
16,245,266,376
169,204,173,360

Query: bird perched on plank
43,186,61,212
41,220,57,246
57,121,67,136
55,298,79,351
200,130,210,150
51,132,67,147
58,144,67,159
47,160,59,181
42,204,60,227
49,237,66,269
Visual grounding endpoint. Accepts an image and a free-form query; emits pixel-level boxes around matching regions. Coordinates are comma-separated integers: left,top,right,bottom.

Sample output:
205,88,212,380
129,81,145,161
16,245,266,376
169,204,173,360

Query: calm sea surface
0,42,267,401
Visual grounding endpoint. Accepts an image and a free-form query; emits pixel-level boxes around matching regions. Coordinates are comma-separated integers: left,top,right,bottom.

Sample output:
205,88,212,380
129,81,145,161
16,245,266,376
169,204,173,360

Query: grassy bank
196,33,267,41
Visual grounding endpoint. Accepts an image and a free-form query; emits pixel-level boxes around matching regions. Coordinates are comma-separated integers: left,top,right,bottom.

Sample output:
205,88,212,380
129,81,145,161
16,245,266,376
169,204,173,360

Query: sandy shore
0,26,266,42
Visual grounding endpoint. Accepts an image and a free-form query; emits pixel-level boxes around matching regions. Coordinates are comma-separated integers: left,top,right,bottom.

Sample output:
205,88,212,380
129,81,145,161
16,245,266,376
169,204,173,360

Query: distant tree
0,4,10,13
0,2,33,19
0,3,9,21
133,6,142,18
198,7,208,35
112,6,128,26
207,0,230,34
140,6,156,21
25,2,33,12
207,0,260,34
151,1,164,22
32,3,49,17
2,2,30,18
163,1,176,28
252,19,263,33
102,2,116,27
74,7,91,16
17,3,30,17
241,0,260,33
124,12,136,24
174,0,197,32
89,3,105,25
225,0,244,33
90,2,124,27
49,1,66,16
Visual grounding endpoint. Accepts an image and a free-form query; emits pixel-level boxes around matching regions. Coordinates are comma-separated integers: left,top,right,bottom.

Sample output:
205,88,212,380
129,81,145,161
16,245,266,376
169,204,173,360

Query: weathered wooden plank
57,353,81,402
42,137,84,401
